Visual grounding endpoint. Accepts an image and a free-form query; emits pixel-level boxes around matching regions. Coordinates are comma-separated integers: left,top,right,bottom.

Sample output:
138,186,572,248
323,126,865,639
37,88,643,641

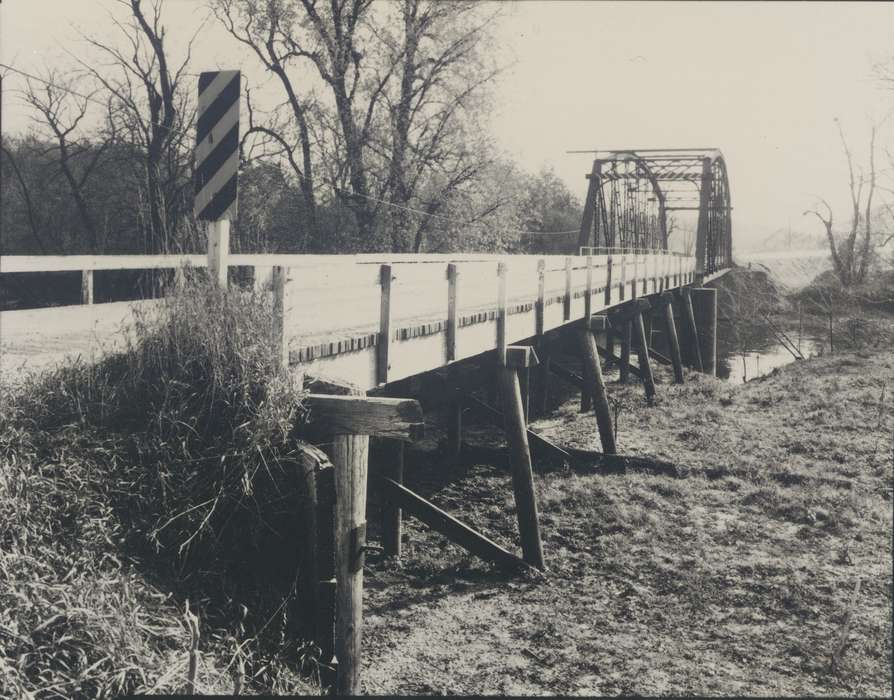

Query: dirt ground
359,346,893,696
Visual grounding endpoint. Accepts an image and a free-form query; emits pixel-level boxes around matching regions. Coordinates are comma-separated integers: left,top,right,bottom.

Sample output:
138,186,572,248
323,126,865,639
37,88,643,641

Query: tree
804,118,888,287
215,0,505,252
76,0,198,253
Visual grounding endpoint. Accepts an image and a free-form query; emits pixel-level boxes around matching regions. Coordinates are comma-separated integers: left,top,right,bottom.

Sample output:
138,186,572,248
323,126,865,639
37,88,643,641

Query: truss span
576,148,733,274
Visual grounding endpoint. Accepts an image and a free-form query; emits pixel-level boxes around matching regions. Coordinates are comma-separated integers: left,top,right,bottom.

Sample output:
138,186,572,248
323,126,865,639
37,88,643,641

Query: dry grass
0,275,318,697
361,317,894,696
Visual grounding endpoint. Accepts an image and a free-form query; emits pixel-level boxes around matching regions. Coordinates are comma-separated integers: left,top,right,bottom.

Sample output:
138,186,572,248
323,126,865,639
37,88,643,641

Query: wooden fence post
533,259,549,419
446,263,458,363
206,219,229,288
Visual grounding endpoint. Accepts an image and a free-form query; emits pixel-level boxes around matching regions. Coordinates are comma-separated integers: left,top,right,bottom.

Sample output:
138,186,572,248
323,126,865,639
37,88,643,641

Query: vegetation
361,316,894,696
0,277,320,696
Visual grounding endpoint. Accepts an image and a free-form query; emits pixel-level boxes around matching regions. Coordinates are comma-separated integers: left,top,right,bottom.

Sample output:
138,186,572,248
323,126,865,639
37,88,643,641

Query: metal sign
195,70,240,221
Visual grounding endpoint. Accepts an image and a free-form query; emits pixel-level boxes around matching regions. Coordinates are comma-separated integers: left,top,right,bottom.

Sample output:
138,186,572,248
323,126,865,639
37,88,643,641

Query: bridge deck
0,252,721,387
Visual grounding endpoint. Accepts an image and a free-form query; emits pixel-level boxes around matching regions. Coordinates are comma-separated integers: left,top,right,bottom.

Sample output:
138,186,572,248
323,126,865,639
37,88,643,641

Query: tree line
1,0,583,261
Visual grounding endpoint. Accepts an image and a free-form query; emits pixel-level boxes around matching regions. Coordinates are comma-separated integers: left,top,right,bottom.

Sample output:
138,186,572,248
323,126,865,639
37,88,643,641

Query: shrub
0,275,315,696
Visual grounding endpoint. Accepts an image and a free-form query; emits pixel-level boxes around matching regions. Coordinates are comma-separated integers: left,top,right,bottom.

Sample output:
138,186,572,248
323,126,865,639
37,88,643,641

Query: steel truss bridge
575,148,733,274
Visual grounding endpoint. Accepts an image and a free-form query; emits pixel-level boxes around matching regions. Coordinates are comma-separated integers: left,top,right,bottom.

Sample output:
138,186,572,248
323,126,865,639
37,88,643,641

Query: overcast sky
2,1,893,249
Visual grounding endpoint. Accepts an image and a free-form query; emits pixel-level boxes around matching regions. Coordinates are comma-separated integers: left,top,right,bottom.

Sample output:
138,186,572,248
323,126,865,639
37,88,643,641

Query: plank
376,476,531,571
304,395,424,440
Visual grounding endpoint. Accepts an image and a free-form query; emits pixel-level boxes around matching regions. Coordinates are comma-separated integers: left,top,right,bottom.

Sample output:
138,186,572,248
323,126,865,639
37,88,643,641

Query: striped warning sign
195,70,240,221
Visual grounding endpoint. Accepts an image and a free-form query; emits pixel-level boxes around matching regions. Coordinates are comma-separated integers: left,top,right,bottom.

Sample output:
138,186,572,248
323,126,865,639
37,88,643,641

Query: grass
360,312,893,696
0,275,318,697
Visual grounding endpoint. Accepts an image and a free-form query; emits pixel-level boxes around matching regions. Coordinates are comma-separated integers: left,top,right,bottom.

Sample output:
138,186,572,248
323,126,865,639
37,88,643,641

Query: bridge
0,148,734,694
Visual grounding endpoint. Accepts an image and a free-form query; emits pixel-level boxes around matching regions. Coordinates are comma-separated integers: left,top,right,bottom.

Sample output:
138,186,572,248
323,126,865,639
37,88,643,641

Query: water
715,319,826,385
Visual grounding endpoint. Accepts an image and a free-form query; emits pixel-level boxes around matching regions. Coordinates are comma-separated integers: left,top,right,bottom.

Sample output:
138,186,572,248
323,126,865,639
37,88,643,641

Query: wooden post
691,287,717,376
446,365,463,458
313,455,337,686
446,263,458,363
663,297,685,384
578,330,616,454
497,262,508,366
563,256,572,322
632,254,639,298
604,255,612,306
206,219,229,288
533,260,548,419
619,254,626,301
497,364,545,569
80,269,93,305
633,311,656,402
271,266,287,370
253,265,273,292
682,288,704,372
333,430,369,696
619,319,632,384
376,265,393,386
381,439,404,558
580,335,594,413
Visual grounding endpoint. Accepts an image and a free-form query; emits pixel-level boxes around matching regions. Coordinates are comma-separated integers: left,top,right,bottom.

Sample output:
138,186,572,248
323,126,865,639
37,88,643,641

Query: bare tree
75,0,197,253
215,0,505,252
804,119,885,286
20,73,110,251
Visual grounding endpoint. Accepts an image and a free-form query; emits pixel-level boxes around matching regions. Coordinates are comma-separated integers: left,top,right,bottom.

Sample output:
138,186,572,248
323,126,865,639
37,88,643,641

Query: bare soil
360,344,893,696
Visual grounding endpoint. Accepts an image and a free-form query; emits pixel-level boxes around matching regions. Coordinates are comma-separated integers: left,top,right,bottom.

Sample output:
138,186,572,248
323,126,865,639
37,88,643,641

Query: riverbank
362,330,894,695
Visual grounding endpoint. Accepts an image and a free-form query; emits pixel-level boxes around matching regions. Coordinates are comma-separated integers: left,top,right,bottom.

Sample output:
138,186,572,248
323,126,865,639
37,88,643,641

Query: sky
2,0,893,250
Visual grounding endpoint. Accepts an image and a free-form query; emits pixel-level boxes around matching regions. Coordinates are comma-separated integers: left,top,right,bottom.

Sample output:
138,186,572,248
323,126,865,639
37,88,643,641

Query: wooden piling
497,365,545,569
619,319,632,384
633,311,656,402
446,263,458,363
663,297,685,384
691,287,717,376
332,430,369,696
380,439,405,558
578,329,617,454
682,288,704,372
271,266,287,370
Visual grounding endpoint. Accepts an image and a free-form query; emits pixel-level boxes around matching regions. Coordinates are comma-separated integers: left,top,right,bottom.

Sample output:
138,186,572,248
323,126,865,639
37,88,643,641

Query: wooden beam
648,347,673,366
550,361,585,390
272,266,286,369
305,395,424,440
506,345,539,368
619,319,632,384
462,394,572,465
377,476,531,571
535,259,546,337
604,255,613,306
594,344,644,380
681,287,704,371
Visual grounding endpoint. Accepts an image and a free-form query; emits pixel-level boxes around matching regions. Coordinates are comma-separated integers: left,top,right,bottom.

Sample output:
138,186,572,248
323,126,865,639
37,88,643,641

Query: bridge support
633,311,656,403
619,320,632,384
681,288,704,372
691,287,718,376
578,329,617,454
498,346,545,569
656,292,684,384
380,439,405,558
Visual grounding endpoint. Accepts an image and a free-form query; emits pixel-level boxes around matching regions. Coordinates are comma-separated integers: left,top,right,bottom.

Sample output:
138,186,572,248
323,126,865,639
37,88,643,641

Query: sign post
195,70,240,287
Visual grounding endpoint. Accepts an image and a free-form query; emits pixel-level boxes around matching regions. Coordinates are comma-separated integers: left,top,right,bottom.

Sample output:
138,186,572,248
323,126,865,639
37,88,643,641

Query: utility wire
333,186,579,236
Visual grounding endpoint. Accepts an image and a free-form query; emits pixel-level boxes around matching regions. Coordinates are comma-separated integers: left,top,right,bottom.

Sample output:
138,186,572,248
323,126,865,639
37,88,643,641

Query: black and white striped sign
195,70,240,221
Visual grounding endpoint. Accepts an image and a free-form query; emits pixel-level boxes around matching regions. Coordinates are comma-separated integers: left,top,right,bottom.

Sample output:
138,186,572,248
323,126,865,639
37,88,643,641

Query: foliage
0,276,318,696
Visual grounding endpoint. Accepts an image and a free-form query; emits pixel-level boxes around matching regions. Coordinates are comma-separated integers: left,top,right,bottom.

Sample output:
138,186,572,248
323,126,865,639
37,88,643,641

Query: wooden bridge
0,148,734,694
